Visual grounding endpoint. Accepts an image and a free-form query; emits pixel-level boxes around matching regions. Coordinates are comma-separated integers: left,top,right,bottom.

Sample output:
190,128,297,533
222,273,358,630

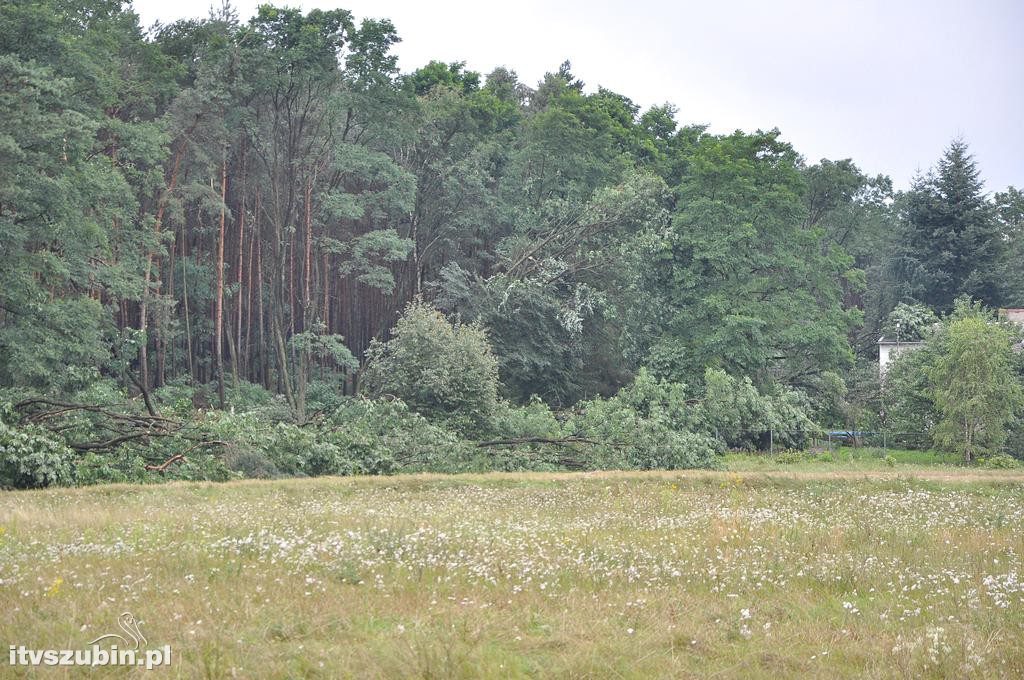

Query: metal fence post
770,427,774,455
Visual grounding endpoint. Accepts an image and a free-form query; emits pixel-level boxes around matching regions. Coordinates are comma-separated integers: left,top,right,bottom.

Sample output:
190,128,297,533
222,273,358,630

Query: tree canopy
2,1,1023,485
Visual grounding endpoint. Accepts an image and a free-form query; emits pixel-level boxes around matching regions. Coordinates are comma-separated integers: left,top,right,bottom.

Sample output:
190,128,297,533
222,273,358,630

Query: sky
132,0,1024,192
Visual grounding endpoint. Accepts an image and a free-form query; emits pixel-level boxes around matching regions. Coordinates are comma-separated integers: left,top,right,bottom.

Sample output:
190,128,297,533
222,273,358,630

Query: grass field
3,469,1024,678
725,447,965,472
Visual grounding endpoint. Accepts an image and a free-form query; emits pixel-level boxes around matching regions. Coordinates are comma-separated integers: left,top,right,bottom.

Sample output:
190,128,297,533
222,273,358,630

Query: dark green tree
895,140,1003,312
632,130,860,393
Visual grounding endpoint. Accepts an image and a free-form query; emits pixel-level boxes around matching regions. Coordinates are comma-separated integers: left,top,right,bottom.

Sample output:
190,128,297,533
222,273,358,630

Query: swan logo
8,612,171,669
89,612,148,649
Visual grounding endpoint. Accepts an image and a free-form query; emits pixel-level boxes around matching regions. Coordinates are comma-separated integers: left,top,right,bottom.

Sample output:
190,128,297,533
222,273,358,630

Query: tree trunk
139,131,192,392
181,223,194,382
214,149,228,409
256,232,267,390
234,141,246,387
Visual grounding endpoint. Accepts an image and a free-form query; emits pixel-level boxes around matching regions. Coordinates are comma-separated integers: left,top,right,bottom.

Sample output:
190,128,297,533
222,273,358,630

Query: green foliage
492,397,564,440
362,301,500,435
0,413,75,489
881,339,939,439
570,370,721,470
882,299,1024,460
978,453,1019,469
895,140,1006,311
320,398,473,474
75,450,150,486
884,303,939,341
221,447,281,479
697,368,819,450
3,2,1023,485
634,130,859,393
207,397,473,478
930,313,1024,461
287,325,359,372
224,380,277,412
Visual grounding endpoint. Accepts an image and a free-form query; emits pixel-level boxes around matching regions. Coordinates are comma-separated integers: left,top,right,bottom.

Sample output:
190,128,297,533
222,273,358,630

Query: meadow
2,468,1024,678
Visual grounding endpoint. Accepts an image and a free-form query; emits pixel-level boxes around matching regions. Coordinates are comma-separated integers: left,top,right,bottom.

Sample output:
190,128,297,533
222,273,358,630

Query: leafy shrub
491,396,564,440
75,450,149,486
697,368,818,450
362,301,500,436
885,455,897,467
225,380,276,412
152,377,200,416
0,416,76,489
774,449,812,464
298,441,358,477
222,448,281,479
262,423,325,476
979,453,1020,469
204,397,473,478
882,344,939,441
161,453,234,482
304,377,353,415
321,398,474,474
571,372,721,470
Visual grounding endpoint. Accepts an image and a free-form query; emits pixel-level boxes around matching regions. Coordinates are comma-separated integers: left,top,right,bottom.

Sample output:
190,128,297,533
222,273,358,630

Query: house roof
877,337,925,346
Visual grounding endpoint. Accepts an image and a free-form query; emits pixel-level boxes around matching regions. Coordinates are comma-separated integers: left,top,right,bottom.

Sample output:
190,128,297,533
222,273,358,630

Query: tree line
1,1,1023,484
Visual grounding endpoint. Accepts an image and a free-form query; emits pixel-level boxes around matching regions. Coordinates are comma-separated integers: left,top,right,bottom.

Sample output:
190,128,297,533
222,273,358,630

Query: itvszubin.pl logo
8,612,171,669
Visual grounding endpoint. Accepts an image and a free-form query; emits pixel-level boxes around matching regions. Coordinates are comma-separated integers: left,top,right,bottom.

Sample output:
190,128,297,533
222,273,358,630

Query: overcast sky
133,0,1023,192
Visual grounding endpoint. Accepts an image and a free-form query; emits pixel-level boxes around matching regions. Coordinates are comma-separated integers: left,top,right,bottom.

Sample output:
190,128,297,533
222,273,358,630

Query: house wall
1000,309,1024,324
879,342,924,377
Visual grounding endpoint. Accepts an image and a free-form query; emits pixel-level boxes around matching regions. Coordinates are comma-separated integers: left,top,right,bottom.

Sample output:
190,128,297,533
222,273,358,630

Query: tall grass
1,470,1023,677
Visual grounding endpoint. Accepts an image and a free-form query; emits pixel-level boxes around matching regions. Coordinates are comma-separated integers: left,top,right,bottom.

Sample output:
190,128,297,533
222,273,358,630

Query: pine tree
897,139,1003,312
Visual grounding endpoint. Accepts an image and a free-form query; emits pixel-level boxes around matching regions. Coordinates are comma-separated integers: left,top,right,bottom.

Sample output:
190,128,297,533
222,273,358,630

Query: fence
720,428,933,455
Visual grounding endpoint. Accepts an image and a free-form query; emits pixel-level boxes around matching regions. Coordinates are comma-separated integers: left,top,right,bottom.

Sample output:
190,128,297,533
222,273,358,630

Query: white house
879,308,1024,378
878,337,924,377
999,308,1024,323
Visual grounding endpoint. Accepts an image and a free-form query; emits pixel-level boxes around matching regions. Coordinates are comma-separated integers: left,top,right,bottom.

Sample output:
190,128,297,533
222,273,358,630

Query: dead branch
476,436,609,448
125,367,161,418
72,432,155,451
143,441,229,473
145,454,185,472
13,399,176,426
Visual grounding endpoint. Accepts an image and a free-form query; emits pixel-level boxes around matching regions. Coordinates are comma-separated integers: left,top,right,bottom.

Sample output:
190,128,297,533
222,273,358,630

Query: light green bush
362,301,500,436
571,371,721,470
0,412,76,489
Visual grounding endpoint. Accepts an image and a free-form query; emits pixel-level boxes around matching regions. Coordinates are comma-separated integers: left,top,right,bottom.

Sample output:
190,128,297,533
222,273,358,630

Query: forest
2,0,1024,488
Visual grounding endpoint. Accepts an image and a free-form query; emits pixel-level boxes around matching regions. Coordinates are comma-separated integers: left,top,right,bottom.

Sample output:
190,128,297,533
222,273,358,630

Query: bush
362,301,500,436
161,453,234,482
225,380,276,412
321,398,474,474
222,448,281,479
152,377,200,416
979,453,1020,469
0,411,76,489
262,423,328,476
774,449,812,464
205,397,474,478
304,377,353,415
75,450,149,486
571,372,721,470
492,396,564,440
298,441,358,477
697,368,818,450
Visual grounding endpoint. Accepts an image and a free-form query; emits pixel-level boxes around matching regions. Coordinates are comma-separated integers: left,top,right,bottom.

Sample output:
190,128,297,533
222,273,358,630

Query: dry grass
2,470,1024,678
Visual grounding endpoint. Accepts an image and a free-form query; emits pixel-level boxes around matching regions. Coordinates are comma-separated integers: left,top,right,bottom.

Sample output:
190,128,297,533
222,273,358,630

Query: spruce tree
897,139,1003,312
